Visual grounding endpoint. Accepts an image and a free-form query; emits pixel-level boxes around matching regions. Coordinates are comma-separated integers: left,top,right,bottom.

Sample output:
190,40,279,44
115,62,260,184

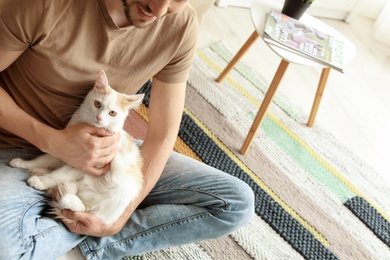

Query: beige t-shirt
0,0,198,149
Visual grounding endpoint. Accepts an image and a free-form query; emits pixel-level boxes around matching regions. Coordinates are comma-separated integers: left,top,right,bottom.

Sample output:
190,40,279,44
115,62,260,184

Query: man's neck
103,0,131,28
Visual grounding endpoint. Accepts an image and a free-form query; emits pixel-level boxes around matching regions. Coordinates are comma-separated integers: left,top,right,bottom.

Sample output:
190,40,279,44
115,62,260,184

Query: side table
216,0,356,154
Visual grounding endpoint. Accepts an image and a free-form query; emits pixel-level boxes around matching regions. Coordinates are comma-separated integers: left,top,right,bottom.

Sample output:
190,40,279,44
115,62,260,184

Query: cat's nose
96,116,102,122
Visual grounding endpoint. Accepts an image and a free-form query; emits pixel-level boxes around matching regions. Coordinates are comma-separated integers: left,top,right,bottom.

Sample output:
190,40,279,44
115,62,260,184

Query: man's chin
132,20,156,29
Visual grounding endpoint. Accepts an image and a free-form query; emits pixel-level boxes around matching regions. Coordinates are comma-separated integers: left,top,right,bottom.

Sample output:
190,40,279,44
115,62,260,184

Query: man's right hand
49,123,121,176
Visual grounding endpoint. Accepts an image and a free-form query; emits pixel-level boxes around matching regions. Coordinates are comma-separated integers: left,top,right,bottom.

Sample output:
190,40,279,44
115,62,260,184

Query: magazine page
263,9,344,73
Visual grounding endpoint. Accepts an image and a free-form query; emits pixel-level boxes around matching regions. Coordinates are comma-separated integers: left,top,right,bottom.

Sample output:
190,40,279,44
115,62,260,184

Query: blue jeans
0,148,254,260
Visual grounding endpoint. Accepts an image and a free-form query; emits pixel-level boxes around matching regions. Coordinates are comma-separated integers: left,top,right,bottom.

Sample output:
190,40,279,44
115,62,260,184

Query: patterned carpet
124,42,390,260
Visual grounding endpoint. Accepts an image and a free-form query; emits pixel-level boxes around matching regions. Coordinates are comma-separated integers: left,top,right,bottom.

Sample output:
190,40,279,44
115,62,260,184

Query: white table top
251,0,356,69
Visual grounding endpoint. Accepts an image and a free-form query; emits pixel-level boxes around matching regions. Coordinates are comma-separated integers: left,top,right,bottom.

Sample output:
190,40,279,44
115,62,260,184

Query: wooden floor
198,5,390,184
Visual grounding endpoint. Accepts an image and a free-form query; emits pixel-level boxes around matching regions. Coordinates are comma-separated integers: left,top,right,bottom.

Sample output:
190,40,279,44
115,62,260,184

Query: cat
10,70,144,225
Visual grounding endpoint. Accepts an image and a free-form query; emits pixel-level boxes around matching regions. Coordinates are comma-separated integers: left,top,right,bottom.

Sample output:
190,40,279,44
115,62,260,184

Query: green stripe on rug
197,43,389,222
261,116,354,201
198,44,352,202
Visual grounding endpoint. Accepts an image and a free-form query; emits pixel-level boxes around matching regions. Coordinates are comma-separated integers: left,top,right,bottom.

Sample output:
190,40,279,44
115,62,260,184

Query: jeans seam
79,239,93,260
152,186,229,211
86,211,212,260
18,197,60,250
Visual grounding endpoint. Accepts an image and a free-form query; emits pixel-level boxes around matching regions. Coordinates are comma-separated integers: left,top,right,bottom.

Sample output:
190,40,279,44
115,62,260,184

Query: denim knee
231,178,255,226
212,176,255,235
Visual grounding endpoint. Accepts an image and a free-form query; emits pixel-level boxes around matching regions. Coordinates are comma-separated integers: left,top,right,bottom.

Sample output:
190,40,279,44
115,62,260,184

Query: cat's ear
94,70,109,91
126,93,145,110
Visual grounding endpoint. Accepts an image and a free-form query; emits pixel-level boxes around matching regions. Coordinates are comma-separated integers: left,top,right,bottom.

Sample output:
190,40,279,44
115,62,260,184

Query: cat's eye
94,101,101,108
109,111,117,117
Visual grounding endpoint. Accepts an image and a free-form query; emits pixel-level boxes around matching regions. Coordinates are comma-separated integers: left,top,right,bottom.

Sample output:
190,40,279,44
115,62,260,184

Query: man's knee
229,179,255,226
214,176,255,234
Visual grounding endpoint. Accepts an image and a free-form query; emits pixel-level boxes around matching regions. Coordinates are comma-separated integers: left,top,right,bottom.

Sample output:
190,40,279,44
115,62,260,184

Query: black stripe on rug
345,196,390,247
138,81,338,260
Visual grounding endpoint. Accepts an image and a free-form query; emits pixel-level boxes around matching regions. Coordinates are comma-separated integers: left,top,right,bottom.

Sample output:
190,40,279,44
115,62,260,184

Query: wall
373,1,390,46
215,0,387,21
216,0,359,20
356,0,386,19
215,0,253,8
309,0,358,20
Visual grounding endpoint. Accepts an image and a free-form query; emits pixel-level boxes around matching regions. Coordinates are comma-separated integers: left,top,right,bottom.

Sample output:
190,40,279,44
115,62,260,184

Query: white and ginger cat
10,70,144,225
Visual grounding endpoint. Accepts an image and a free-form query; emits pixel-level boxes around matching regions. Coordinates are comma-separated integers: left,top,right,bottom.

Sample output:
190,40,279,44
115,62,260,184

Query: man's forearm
126,136,175,209
140,136,175,191
111,136,174,235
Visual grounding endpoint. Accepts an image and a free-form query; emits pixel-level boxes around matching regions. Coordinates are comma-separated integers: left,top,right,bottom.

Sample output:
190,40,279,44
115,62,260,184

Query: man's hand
61,209,127,237
50,123,120,176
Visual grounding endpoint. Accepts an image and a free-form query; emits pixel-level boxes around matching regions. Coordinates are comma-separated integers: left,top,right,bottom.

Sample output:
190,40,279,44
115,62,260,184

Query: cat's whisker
53,109,77,119
71,108,93,119
51,104,80,120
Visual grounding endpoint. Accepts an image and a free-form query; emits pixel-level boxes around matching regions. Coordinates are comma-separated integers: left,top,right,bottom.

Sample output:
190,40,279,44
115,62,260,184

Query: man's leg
0,149,85,260
80,151,255,259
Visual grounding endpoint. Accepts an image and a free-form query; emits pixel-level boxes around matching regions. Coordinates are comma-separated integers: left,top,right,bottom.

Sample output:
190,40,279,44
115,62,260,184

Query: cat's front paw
59,194,86,212
28,176,49,190
9,158,27,169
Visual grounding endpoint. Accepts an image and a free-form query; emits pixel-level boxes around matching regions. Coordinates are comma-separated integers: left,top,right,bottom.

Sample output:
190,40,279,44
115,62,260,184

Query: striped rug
124,42,390,260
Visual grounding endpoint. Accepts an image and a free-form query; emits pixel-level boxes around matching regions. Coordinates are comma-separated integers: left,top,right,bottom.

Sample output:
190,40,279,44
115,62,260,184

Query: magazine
263,9,345,73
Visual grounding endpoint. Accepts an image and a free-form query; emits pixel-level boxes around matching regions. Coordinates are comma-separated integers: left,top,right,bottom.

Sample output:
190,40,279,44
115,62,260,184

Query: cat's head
78,70,144,132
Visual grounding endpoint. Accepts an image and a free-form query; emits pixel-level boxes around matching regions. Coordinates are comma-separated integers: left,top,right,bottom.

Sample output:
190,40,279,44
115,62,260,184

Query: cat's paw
59,194,86,212
27,176,49,190
9,158,27,169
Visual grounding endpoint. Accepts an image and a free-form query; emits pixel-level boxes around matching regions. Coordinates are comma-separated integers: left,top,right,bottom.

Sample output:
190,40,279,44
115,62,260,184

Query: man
0,0,255,259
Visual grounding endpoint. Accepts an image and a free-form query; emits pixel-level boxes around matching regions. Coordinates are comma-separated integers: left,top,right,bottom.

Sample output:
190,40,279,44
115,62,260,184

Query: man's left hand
61,209,124,237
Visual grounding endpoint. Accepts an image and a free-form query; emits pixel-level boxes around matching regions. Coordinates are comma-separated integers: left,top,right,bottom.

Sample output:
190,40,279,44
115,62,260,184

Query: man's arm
62,77,187,236
0,48,119,176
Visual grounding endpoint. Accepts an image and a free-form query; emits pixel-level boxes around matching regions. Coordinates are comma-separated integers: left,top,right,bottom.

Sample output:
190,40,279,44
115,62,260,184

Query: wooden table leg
307,67,331,127
216,30,259,83
240,59,290,154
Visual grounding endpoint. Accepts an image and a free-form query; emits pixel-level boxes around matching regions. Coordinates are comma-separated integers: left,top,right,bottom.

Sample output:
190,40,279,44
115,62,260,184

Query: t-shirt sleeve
0,0,46,51
153,7,199,84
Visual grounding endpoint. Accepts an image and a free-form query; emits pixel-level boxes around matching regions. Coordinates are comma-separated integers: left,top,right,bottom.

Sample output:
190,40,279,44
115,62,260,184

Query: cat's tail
47,182,80,223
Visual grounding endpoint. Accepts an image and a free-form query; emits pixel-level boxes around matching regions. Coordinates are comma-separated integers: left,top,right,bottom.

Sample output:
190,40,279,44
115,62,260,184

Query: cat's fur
10,70,144,225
